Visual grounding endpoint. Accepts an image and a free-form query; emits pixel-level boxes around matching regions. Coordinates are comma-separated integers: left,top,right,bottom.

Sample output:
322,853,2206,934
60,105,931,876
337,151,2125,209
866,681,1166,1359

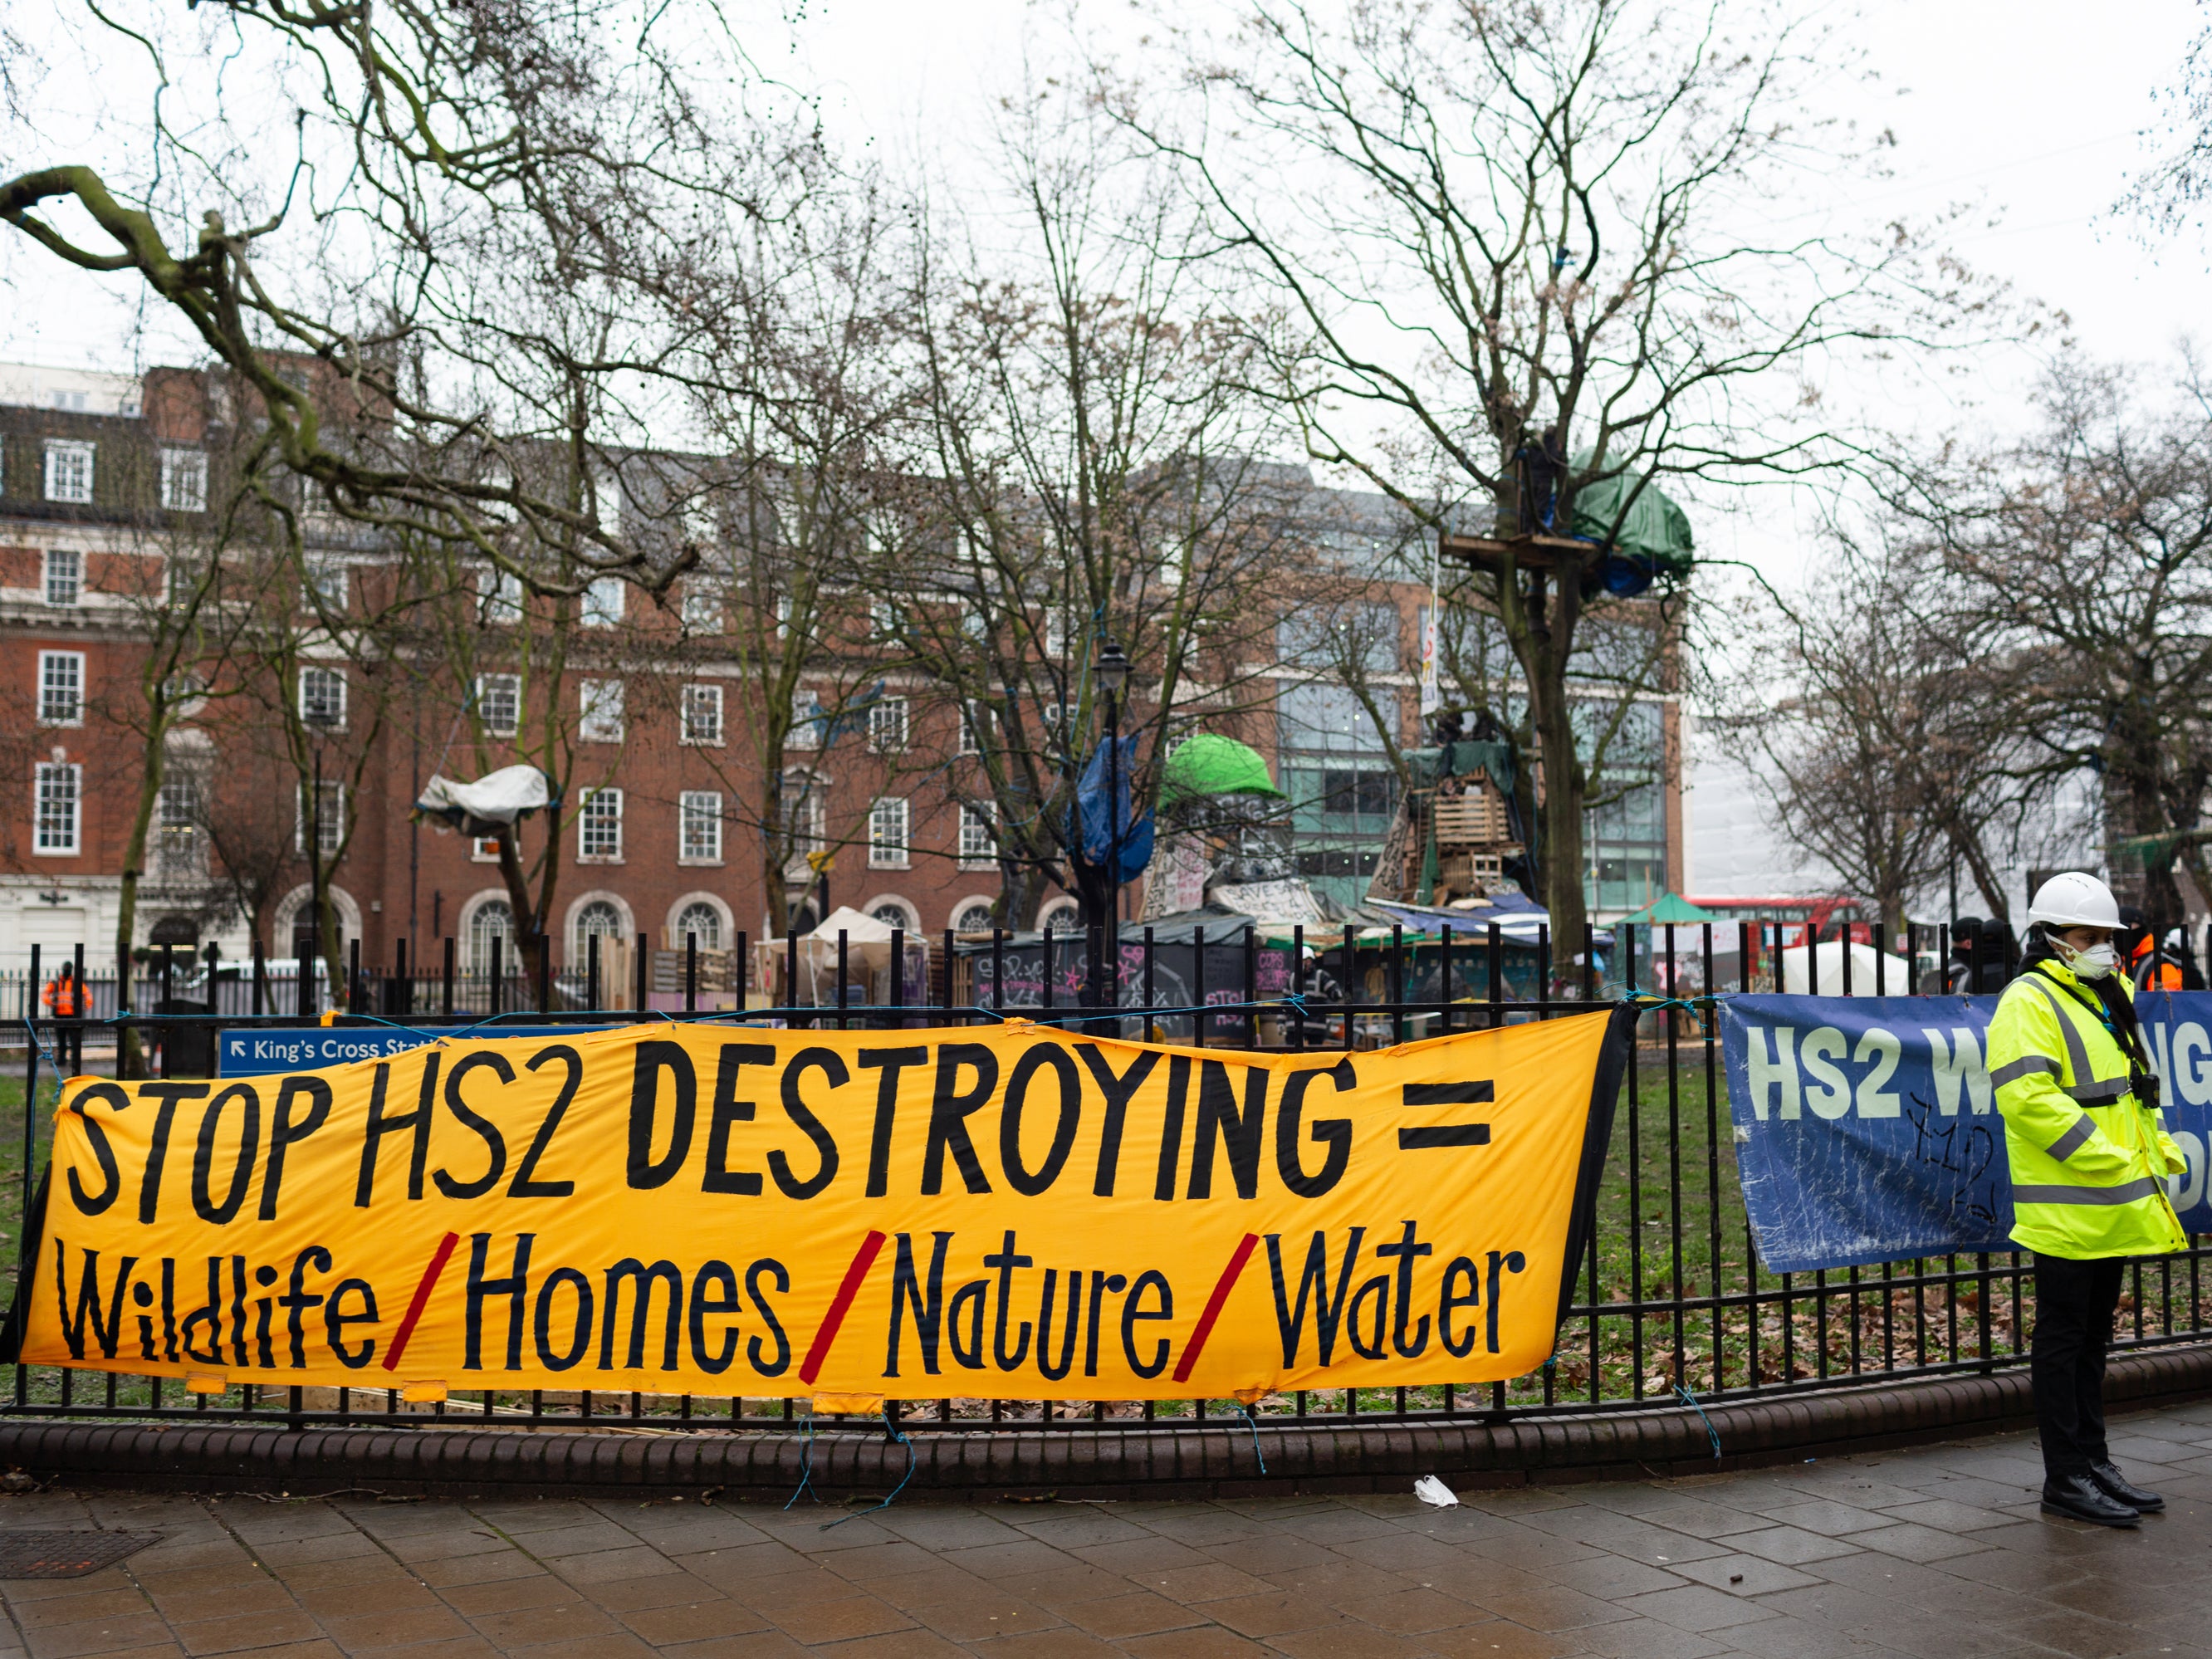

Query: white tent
1779,939,1917,996
794,907,927,1005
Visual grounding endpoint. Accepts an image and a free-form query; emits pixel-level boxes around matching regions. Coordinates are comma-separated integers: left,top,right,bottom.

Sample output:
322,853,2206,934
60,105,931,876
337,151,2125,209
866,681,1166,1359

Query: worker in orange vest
2131,927,2205,992
42,970,80,1019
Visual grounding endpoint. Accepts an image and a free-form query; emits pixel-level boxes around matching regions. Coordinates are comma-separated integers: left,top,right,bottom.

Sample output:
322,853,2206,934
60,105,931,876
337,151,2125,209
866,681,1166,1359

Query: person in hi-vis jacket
1989,871,2188,1527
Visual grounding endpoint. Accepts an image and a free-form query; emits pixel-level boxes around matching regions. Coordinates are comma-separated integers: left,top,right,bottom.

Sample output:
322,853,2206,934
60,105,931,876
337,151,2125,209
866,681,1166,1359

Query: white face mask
2053,936,2121,980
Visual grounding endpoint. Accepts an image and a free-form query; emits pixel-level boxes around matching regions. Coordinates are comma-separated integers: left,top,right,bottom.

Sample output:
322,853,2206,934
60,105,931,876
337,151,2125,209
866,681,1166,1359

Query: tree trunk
113,734,169,1079
1006,859,1052,930
1530,685,1588,969
1490,552,1591,974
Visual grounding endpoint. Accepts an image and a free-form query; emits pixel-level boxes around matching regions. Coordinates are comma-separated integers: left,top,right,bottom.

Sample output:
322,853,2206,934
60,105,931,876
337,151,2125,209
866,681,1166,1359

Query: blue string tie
1673,1384,1721,1461
822,1412,917,1529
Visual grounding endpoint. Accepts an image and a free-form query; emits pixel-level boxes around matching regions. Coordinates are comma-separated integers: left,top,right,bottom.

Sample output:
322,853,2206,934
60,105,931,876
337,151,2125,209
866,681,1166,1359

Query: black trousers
2031,1254,2126,1480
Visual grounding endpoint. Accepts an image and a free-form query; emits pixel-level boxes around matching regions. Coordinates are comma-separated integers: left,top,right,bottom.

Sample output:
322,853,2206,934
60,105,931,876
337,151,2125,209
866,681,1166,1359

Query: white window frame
467,897,514,974
477,565,524,624
42,441,94,505
155,775,204,878
782,771,826,861
33,762,81,855
958,804,998,870
295,781,346,856
788,689,823,751
303,558,348,611
298,666,348,730
477,673,521,738
165,548,207,605
159,448,208,512
37,651,84,727
571,898,625,961
869,795,910,870
959,698,989,756
681,683,724,746
869,696,908,754
582,576,624,629
42,547,81,608
680,580,724,633
579,679,625,743
672,899,723,950
578,786,624,862
472,834,502,863
678,790,723,865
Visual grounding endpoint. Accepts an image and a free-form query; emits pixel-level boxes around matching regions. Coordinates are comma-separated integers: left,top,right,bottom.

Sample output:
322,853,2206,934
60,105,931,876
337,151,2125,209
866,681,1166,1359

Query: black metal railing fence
2,917,2205,1437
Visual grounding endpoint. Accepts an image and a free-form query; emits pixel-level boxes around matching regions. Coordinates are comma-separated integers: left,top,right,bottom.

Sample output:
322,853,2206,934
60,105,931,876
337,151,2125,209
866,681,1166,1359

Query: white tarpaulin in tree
414,766,554,837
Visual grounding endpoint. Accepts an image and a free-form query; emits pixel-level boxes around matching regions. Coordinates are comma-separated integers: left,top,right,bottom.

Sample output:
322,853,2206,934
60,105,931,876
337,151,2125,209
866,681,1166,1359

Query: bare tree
883,93,1299,931
1893,354,2212,931
100,404,265,1071
1733,541,1960,942
1112,0,1984,942
0,0,815,600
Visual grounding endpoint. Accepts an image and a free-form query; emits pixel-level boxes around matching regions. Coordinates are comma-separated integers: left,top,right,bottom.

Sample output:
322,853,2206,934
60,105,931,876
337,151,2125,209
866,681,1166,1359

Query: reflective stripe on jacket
1989,962,2188,1260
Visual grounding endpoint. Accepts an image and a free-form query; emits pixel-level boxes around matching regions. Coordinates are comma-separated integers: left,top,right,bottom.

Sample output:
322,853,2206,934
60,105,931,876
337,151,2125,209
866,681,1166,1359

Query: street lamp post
1094,639,1131,1011
302,702,340,1015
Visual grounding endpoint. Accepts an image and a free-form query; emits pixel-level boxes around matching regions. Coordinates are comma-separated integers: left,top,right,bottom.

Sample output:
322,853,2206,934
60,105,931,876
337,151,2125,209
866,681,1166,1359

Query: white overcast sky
6,0,2209,596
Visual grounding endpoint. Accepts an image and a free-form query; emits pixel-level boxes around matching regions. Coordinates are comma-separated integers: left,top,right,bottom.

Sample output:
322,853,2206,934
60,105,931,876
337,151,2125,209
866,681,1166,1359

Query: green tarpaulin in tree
1571,460,1696,577
1159,733,1288,802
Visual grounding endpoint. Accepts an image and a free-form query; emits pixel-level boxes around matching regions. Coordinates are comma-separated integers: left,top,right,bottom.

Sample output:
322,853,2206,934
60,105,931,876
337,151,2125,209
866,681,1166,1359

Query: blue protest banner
218,1025,589,1076
1718,991,2212,1273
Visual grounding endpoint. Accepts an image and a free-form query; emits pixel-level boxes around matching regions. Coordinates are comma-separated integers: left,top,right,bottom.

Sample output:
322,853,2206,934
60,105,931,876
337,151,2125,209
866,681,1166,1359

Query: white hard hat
2027,871,2121,931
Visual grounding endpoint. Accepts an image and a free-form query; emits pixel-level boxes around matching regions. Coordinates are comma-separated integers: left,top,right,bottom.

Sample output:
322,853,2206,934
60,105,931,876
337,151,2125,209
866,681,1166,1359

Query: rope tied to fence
1673,1383,1722,1462
820,1411,918,1529
1232,1402,1269,1475
782,1404,819,1511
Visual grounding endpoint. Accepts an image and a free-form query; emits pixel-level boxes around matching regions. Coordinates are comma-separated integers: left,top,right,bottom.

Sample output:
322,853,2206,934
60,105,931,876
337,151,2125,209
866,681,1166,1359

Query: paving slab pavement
6,1399,2212,1659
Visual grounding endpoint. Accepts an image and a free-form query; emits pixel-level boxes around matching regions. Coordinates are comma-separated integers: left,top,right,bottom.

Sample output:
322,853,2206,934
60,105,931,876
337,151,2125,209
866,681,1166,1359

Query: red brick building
0,360,1686,984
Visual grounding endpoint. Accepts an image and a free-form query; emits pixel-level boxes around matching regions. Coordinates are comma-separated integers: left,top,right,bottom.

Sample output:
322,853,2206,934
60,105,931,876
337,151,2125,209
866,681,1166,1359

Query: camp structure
766,905,930,1009
1141,732,1319,922
1366,739,1527,908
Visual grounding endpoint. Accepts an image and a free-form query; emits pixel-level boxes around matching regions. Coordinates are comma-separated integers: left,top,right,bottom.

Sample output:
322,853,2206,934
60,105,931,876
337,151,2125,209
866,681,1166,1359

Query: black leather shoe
2042,1473,2141,1527
2088,1461,2165,1513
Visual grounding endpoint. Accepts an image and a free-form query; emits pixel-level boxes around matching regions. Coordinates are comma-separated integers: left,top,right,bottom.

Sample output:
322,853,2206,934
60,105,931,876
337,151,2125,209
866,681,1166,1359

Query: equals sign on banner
1398,1080,1493,1149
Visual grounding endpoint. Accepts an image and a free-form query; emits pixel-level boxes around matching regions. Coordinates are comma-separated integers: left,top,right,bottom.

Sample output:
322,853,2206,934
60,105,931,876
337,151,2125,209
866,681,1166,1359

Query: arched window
673,900,722,951
573,899,624,959
149,915,198,947
469,899,513,974
1037,897,1080,932
870,900,918,933
954,902,996,933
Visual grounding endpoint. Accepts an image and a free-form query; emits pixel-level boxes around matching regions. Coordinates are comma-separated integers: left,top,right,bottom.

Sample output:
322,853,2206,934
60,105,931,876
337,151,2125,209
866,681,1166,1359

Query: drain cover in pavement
0,1532,159,1578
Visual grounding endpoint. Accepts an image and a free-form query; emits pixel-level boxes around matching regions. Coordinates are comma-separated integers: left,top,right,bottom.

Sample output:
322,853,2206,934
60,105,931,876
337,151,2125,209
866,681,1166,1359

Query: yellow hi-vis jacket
1989,961,2189,1260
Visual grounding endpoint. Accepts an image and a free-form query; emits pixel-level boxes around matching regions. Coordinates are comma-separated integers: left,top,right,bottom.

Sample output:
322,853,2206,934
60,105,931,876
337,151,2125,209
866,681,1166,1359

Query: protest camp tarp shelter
1158,733,1289,803
1617,892,1725,927
1571,462,1695,573
413,765,555,835
1779,938,1917,996
787,906,929,1006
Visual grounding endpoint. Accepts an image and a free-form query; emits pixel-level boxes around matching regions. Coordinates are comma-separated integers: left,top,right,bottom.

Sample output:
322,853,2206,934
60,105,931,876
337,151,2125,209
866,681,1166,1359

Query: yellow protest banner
16,1008,1630,1402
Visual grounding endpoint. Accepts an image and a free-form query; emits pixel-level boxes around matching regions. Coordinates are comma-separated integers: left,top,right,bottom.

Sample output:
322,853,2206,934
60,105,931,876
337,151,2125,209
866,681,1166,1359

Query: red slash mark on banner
382,1232,461,1373
798,1230,888,1387
1172,1232,1260,1384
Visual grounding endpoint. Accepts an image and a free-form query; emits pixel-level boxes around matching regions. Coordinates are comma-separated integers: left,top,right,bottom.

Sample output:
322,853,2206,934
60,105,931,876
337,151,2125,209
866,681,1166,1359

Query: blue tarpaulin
1069,734,1153,884
1718,991,2212,1272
